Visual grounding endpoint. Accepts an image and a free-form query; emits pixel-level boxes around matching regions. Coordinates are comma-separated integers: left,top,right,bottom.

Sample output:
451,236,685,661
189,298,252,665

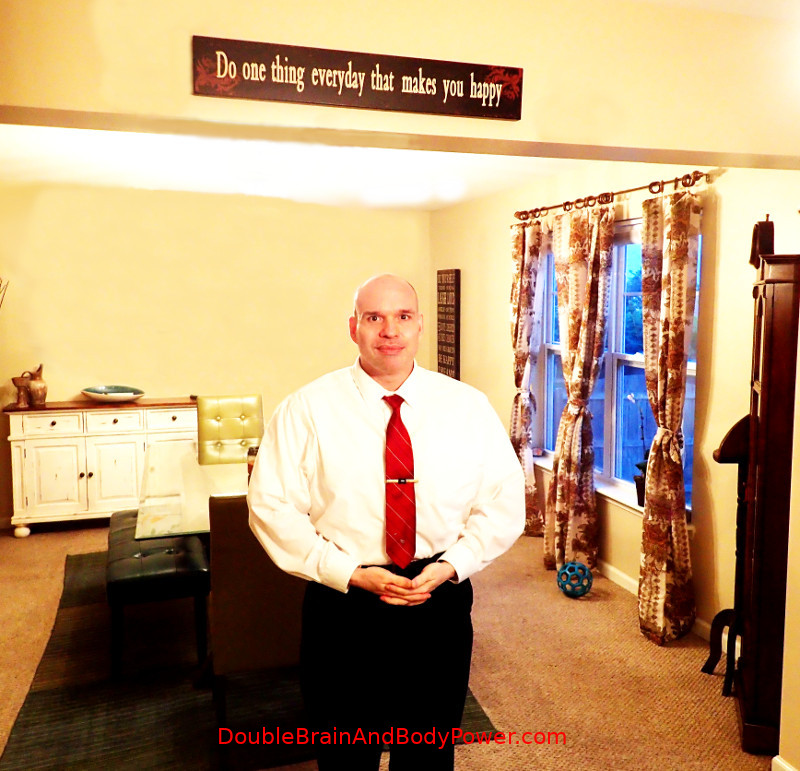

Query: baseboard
773,755,799,771
597,560,638,595
597,560,716,643
692,617,711,642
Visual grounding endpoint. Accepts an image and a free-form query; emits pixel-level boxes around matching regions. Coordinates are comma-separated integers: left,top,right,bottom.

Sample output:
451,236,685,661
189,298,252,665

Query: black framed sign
193,36,522,120
437,269,461,380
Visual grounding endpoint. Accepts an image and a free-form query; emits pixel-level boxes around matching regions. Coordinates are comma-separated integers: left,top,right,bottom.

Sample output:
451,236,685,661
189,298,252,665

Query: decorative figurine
11,375,31,409
23,364,47,407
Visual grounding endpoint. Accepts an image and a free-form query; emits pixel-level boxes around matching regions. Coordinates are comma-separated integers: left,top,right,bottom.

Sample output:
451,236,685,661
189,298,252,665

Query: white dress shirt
248,360,525,593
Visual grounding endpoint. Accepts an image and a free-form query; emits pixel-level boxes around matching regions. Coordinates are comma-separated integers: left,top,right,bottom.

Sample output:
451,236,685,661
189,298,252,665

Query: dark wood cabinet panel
706,222,799,755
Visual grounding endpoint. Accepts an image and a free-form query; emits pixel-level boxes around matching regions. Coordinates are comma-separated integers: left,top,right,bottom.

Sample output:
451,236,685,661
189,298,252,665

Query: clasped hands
349,560,456,606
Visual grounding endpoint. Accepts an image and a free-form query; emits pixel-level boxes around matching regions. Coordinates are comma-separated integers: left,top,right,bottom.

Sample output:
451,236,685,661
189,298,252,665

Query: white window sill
532,454,694,526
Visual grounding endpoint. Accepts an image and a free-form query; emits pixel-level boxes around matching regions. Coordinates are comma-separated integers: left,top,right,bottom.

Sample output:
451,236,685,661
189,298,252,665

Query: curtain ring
598,192,614,205
575,198,585,210
648,181,663,195
563,201,573,212
681,173,695,188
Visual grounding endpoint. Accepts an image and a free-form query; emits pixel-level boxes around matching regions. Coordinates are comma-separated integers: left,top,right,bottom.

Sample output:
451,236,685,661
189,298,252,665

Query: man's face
349,276,423,387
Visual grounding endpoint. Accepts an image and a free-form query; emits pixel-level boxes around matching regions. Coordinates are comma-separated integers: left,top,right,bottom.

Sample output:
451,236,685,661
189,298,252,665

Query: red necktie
383,395,416,568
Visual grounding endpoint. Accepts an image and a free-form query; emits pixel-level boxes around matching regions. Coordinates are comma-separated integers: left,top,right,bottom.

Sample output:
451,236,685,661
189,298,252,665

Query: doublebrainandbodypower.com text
218,726,566,748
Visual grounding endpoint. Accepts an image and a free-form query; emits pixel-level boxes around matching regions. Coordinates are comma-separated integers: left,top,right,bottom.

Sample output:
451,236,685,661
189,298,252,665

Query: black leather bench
106,509,210,677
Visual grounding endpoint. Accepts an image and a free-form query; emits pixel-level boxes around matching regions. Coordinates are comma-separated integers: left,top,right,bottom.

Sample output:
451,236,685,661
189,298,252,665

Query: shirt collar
351,359,421,407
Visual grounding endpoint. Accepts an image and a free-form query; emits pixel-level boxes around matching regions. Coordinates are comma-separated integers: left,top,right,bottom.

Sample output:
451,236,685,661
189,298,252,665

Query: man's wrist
348,566,365,590
436,559,457,582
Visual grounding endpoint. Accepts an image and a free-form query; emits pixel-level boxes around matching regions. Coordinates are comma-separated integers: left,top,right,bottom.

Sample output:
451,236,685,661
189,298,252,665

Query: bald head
348,274,422,391
353,274,418,318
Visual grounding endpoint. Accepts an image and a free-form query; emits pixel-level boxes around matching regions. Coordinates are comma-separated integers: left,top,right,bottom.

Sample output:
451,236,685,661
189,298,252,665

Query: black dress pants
300,559,473,771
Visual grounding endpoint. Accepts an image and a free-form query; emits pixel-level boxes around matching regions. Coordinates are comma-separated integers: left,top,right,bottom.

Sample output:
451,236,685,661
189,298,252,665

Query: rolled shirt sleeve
248,392,361,593
437,395,526,582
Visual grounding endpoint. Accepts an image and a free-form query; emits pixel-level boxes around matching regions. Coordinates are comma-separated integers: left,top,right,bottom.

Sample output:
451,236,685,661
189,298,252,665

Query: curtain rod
513,169,710,222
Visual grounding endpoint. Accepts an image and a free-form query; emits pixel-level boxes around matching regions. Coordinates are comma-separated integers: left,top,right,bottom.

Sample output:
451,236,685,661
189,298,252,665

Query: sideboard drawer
147,408,197,432
85,411,143,433
22,413,82,436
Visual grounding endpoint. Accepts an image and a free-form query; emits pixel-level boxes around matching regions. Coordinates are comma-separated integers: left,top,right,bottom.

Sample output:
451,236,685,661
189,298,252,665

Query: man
248,274,524,770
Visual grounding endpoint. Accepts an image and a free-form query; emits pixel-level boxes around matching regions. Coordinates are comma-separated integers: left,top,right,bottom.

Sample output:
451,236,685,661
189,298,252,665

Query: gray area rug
1,552,493,770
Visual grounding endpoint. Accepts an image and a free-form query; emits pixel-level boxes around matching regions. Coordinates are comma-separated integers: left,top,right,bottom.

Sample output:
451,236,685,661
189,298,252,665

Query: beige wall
1,0,800,163
783,337,800,769
0,183,432,522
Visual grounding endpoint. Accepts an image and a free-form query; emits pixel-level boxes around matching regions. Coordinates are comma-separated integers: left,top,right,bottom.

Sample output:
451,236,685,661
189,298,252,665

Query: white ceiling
0,123,586,210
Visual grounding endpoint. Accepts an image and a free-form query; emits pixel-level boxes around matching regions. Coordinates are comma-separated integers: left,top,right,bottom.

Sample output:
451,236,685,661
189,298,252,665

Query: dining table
135,440,249,539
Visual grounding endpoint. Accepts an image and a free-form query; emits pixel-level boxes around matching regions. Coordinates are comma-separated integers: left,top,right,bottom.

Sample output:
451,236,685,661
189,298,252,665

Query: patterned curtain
638,192,701,644
544,207,615,570
510,221,545,536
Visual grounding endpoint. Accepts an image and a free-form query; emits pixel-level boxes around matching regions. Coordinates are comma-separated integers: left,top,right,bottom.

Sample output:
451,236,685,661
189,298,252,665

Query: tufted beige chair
196,394,264,465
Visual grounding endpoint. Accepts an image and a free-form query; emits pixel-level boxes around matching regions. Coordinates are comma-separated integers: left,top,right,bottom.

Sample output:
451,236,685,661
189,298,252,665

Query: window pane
623,244,644,355
615,364,656,483
551,287,560,345
623,296,643,354
590,360,605,473
545,350,567,451
684,375,696,508
545,349,605,471
688,239,701,363
615,364,696,505
625,243,642,292
547,252,560,345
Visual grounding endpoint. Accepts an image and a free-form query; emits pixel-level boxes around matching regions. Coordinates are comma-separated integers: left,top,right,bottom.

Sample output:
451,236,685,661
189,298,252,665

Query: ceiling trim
2,104,800,173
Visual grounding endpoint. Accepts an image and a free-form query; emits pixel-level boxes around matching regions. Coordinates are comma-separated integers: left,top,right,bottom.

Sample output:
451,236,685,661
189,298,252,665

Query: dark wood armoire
704,219,800,755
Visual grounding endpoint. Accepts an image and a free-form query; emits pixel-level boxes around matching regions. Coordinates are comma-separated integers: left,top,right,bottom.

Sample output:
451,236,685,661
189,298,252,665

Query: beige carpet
0,522,108,754
0,525,770,770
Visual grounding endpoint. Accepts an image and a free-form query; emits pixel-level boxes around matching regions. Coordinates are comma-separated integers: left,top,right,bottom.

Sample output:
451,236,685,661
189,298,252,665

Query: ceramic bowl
81,385,145,403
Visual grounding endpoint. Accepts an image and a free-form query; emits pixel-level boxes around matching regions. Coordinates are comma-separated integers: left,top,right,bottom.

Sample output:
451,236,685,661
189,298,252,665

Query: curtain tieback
566,397,591,419
655,426,684,463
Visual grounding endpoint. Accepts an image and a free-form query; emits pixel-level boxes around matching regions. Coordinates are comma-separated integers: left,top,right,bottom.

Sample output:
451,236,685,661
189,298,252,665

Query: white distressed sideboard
5,397,197,537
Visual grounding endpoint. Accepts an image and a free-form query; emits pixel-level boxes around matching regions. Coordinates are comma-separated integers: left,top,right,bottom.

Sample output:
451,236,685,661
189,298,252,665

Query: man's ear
348,314,358,343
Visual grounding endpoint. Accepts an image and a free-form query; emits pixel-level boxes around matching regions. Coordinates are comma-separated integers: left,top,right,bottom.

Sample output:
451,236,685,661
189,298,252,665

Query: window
538,219,699,508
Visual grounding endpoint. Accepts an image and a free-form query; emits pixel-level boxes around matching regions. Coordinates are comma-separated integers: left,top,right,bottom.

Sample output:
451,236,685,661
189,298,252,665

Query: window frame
533,217,697,511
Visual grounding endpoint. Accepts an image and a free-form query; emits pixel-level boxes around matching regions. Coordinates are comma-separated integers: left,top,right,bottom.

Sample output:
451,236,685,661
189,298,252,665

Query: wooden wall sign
437,269,461,380
193,36,522,120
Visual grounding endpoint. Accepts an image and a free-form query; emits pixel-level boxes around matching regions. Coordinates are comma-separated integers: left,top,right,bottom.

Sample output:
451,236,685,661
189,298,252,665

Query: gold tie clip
386,478,418,484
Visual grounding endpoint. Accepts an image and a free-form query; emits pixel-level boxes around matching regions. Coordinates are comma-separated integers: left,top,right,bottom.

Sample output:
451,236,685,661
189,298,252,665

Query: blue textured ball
557,561,593,598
